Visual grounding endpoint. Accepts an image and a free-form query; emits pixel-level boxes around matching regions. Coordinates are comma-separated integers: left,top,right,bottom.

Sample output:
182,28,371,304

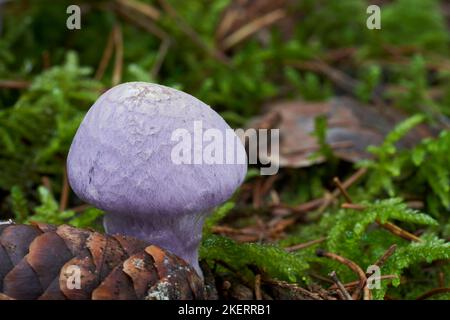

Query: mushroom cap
67,82,247,217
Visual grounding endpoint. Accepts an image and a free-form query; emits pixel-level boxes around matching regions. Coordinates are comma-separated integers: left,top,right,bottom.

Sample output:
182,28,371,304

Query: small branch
280,167,367,215
254,274,262,300
287,59,360,96
112,23,123,86
333,177,353,203
221,9,286,50
263,279,323,300
309,272,335,284
157,0,230,65
115,0,160,21
115,2,168,40
416,287,450,300
280,197,324,214
252,178,263,209
379,221,422,242
41,176,52,192
338,167,368,191
150,38,171,79
316,249,370,300
95,28,115,80
68,204,92,213
341,203,422,242
0,80,30,89
337,174,422,243
285,237,327,252
59,166,70,212
341,203,366,210
438,271,445,288
373,244,397,268
214,259,254,290
330,275,398,290
329,271,353,300
42,50,51,69
260,174,279,198
211,225,260,242
317,168,367,213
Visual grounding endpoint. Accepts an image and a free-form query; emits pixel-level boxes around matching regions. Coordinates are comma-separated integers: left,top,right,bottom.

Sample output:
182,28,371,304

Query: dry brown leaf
247,97,435,168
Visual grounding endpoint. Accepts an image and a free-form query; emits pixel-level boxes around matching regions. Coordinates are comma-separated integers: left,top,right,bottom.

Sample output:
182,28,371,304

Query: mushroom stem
103,211,206,277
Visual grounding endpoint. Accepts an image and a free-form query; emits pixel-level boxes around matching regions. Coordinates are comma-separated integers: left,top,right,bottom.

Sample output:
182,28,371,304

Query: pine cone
0,222,205,300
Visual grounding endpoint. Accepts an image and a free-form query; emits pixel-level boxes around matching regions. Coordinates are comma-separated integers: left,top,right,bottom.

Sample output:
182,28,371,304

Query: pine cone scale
0,224,205,300
1,225,42,265
26,232,73,289
122,251,159,298
3,258,43,299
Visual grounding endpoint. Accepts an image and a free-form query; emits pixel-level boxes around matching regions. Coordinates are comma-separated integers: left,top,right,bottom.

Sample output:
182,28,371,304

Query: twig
309,272,335,284
114,0,171,80
336,172,422,243
415,287,450,300
333,177,352,203
112,24,123,86
317,168,367,213
284,140,354,155
211,225,260,242
42,51,51,69
254,274,262,300
270,190,280,206
267,217,295,238
0,80,30,89
59,166,70,212
277,167,367,215
287,197,326,214
260,174,279,198
215,6,238,41
316,249,370,300
373,244,397,268
323,47,357,63
338,168,368,192
157,0,230,65
68,204,92,213
330,275,398,290
114,1,168,40
221,9,286,50
150,38,171,79
252,178,263,209
263,279,323,300
342,202,422,242
212,225,259,236
115,0,160,21
380,222,422,242
285,237,327,252
214,259,254,290
287,59,360,95
341,203,366,210
438,271,445,288
41,176,52,192
329,271,353,300
95,28,115,80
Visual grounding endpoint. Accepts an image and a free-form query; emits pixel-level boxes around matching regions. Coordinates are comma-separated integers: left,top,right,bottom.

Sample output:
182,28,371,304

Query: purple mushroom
67,82,247,276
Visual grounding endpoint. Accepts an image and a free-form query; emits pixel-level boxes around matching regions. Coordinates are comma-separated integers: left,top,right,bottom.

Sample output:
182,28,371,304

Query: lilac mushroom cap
67,82,247,276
